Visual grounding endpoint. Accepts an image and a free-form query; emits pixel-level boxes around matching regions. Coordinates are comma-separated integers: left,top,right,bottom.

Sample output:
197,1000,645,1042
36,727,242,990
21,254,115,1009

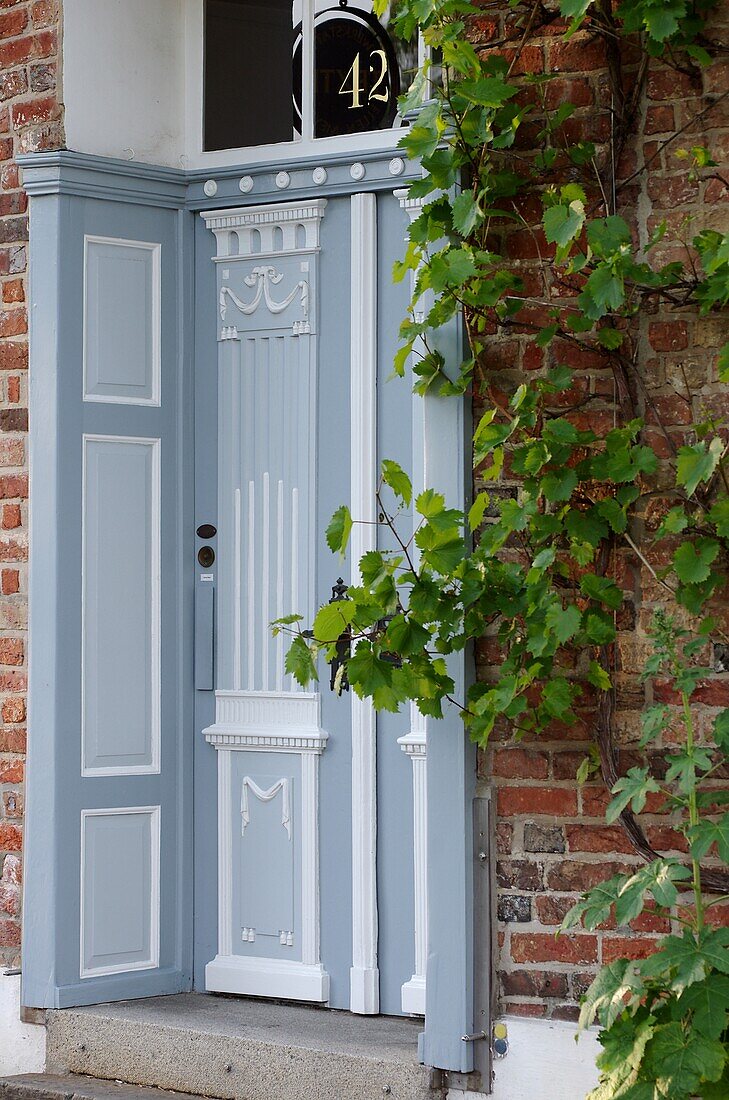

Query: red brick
549,36,607,73
1,696,24,723
0,917,20,946
11,93,58,127
31,1,58,28
511,932,598,965
0,474,26,499
6,374,19,402
501,969,569,998
648,321,688,352
507,1003,548,1018
0,755,21,782
546,860,634,892
0,307,26,337
0,342,26,371
2,277,23,303
0,724,25,751
645,105,675,133
1,568,18,594
0,822,21,850
492,747,549,780
497,786,578,817
0,9,27,38
0,637,22,665
566,825,635,855
0,438,22,466
602,936,659,962
1,503,20,529
0,67,25,101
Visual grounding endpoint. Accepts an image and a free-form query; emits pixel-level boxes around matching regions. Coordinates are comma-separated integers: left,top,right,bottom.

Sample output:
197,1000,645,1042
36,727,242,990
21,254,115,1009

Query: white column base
0,973,46,1075
400,974,426,1016
206,955,329,1003
349,965,379,1015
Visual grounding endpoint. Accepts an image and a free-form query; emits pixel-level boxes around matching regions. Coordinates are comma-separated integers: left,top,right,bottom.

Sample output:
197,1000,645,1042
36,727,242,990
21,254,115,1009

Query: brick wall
0,0,63,966
472,4,729,1020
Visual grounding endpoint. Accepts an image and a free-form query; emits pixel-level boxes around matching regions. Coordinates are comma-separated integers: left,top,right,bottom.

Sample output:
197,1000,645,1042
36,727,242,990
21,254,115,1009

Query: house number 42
338,50,389,108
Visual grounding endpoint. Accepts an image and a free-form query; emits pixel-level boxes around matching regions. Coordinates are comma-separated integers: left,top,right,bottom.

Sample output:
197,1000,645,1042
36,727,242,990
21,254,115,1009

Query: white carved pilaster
395,188,431,1016
349,192,380,1015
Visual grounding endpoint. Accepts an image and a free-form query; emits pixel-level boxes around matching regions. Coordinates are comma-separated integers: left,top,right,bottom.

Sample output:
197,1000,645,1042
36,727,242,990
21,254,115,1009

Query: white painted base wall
0,974,45,1076
449,1017,600,1100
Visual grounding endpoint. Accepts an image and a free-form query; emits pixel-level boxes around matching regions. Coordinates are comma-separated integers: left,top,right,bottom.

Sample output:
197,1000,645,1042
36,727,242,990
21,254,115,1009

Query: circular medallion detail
203,179,218,198
293,5,400,139
312,167,328,185
350,162,366,181
389,157,405,176
238,176,254,194
275,171,291,190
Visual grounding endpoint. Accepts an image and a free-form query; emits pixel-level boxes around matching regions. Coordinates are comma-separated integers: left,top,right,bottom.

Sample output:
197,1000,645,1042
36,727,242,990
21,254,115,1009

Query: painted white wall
449,1017,600,1100
62,0,186,169
0,974,45,1075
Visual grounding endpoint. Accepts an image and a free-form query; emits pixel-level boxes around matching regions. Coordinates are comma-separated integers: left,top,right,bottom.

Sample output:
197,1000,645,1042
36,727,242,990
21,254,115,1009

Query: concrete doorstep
0,1075,204,1100
29,993,444,1100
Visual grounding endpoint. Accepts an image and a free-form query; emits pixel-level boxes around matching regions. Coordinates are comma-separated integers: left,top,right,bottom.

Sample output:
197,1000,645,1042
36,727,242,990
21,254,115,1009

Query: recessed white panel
84,236,161,405
82,435,160,775
80,807,160,978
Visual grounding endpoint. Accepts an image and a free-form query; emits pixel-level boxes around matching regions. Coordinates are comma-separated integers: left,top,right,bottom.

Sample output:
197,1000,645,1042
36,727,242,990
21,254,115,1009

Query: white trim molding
204,690,330,1003
349,192,379,1015
399,717,428,1016
204,956,329,1003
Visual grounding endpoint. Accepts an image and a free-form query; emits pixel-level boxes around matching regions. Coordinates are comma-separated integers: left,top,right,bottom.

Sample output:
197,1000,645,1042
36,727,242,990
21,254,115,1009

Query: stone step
0,1074,202,1100
44,993,444,1100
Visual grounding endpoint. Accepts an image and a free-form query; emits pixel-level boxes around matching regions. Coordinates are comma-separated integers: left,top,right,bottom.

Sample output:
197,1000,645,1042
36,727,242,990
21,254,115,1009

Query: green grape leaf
326,505,353,555
578,959,643,1031
607,767,661,824
452,190,482,236
644,1021,725,1094
673,538,720,584
544,200,585,249
676,439,724,496
312,599,354,644
678,973,729,1040
285,634,318,687
580,573,624,610
688,814,729,864
381,459,413,506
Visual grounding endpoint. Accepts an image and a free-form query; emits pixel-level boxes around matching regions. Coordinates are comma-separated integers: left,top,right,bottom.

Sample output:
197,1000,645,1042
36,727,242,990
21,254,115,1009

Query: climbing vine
274,1,729,1094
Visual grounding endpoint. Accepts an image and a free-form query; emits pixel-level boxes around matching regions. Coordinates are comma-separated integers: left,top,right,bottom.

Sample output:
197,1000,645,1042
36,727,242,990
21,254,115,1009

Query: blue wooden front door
192,184,430,1016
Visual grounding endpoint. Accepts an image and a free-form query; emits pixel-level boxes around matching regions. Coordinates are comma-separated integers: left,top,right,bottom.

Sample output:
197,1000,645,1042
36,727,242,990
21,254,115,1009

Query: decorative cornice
18,149,422,210
398,731,427,758
18,151,187,208
204,690,329,754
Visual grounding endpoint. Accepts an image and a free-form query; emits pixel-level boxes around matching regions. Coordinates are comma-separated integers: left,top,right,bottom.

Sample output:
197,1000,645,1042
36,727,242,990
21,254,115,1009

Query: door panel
23,190,192,1008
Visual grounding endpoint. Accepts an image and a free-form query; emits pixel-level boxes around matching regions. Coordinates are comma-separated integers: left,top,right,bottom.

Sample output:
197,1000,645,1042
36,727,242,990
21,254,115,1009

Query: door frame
21,147,479,1074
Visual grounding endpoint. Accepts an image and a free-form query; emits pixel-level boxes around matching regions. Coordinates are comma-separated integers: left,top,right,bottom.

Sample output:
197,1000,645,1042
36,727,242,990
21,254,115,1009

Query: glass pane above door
204,0,301,151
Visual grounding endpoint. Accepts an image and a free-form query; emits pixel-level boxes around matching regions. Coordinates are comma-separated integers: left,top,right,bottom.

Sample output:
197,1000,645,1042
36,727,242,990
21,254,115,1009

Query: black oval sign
294,5,400,138
196,523,217,540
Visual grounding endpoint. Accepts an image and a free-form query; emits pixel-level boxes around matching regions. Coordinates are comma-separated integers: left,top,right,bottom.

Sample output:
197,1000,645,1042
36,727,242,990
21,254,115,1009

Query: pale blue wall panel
81,808,158,976
84,238,159,404
82,437,159,774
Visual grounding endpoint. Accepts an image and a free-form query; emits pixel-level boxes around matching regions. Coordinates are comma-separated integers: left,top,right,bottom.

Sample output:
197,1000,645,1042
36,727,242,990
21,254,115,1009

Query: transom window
204,0,418,152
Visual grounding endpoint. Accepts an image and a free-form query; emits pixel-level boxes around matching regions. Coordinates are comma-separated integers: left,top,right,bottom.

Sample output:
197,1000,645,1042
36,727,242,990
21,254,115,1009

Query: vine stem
681,688,705,934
